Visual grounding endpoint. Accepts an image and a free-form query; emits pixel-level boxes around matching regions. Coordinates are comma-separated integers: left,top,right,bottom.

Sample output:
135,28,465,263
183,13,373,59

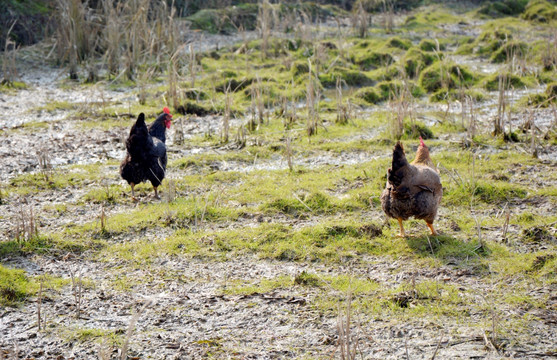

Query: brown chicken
380,138,443,237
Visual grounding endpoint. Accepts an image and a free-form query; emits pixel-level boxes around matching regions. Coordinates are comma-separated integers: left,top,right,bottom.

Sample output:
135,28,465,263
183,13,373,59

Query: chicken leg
153,186,160,200
130,183,138,201
426,222,437,236
397,218,406,237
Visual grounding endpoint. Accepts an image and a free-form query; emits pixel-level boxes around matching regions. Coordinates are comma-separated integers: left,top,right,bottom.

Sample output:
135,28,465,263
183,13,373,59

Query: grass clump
0,265,36,306
445,180,528,206
263,192,336,216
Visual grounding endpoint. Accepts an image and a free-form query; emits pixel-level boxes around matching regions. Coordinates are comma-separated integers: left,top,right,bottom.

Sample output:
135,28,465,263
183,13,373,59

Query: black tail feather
387,142,408,187
126,113,149,160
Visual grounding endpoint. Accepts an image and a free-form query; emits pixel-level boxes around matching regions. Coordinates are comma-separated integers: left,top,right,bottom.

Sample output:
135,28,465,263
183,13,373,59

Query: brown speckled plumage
380,140,442,236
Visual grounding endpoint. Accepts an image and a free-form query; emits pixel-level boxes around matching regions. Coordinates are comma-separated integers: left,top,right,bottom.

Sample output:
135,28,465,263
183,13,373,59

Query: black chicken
120,108,172,200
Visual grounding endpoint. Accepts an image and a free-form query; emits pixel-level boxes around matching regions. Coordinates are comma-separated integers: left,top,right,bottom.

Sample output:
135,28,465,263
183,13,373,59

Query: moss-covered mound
522,0,557,22
354,87,381,104
385,37,413,50
187,4,258,34
419,39,446,52
0,265,35,306
319,67,374,87
477,0,529,17
476,29,514,56
419,62,479,93
429,88,485,103
354,80,423,104
490,40,529,63
546,82,557,98
353,51,395,71
401,47,439,78
483,73,532,91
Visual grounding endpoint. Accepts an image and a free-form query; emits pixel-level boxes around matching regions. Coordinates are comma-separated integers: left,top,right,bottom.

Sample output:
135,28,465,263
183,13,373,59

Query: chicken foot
153,186,160,200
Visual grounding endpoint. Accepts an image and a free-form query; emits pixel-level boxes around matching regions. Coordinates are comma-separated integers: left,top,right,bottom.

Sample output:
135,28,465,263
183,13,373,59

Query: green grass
0,265,37,305
0,265,67,306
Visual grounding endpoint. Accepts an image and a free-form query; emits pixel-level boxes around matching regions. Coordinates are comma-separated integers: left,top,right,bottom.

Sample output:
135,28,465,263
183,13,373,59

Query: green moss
518,82,557,106
187,4,258,34
1,0,51,15
0,265,36,305
445,179,528,206
429,88,485,102
61,327,121,345
319,67,373,87
482,73,532,91
522,0,557,22
403,8,461,31
354,51,394,71
490,40,529,63
401,47,438,78
291,60,310,77
82,185,122,204
353,80,423,104
38,100,75,112
375,80,424,100
354,87,382,104
0,81,28,93
419,62,478,93
477,0,529,18
368,66,403,82
546,81,557,97
418,39,445,52
385,37,412,50
262,192,337,216
222,276,293,296
402,121,434,140
294,271,322,287
215,77,255,93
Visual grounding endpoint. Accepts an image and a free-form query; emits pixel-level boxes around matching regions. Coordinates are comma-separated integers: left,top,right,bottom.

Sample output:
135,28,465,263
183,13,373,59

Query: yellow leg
426,222,437,236
398,218,406,237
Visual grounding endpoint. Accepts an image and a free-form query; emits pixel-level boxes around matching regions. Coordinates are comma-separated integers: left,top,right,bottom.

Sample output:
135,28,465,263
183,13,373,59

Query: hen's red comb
419,136,425,147
163,106,172,117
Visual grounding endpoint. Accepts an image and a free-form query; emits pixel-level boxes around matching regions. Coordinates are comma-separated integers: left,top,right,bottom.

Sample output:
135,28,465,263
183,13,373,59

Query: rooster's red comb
163,107,172,117
419,136,425,147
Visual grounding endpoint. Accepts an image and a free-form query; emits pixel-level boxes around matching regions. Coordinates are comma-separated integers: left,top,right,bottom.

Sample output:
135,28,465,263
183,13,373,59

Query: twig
292,193,312,212
430,332,444,360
